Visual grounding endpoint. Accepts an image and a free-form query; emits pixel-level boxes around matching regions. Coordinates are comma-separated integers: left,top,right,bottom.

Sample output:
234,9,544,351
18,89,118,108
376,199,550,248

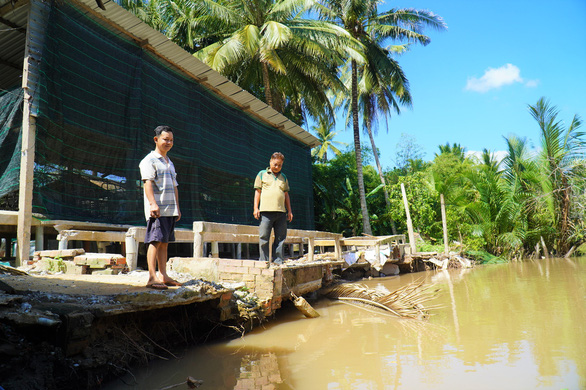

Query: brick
249,267,261,275
241,260,257,268
64,261,86,275
256,274,273,284
261,269,274,276
237,378,254,388
228,259,243,267
254,261,269,268
242,274,255,282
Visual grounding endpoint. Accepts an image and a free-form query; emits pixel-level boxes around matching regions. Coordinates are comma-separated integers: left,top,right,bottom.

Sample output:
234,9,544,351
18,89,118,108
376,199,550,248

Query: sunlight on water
105,257,586,390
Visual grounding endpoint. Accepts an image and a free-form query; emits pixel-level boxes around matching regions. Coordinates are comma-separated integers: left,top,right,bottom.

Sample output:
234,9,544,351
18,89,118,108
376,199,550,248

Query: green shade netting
0,0,314,229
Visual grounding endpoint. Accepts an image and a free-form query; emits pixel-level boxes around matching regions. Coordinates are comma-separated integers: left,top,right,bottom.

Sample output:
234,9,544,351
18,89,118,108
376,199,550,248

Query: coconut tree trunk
261,62,273,108
352,60,372,235
365,119,397,234
558,175,571,253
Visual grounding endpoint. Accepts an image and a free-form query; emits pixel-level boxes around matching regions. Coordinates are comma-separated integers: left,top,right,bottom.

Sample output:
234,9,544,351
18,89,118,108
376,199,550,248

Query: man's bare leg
146,242,166,288
156,242,182,286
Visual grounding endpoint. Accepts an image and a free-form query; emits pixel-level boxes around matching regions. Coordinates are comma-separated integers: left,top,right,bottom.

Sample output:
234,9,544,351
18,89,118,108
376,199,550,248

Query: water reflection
105,257,586,390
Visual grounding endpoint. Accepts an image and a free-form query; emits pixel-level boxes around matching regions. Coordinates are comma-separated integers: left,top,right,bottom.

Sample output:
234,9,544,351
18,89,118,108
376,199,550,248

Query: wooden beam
16,9,35,265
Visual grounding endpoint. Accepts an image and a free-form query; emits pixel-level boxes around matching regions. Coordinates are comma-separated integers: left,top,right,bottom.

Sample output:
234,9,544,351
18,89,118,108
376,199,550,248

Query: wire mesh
0,1,314,229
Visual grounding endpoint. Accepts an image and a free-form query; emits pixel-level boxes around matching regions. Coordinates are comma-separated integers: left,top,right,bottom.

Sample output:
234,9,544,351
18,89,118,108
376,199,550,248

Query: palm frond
322,279,438,319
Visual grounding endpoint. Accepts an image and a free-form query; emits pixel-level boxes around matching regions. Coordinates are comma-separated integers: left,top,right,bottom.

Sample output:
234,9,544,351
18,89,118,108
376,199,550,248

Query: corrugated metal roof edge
70,0,321,148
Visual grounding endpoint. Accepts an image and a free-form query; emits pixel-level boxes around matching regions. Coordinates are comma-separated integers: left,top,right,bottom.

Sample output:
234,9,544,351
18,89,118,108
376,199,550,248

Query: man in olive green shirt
253,152,293,264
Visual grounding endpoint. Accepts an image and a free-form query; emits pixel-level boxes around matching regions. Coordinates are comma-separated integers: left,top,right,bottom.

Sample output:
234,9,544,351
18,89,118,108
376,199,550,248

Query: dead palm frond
0,264,28,276
321,279,438,320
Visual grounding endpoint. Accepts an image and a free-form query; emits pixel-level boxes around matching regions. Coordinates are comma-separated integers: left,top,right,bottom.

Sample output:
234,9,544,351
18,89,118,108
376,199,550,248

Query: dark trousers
259,211,287,262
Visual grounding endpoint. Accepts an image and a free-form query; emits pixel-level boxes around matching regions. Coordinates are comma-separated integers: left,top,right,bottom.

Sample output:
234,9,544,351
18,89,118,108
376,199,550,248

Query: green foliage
313,150,393,236
464,250,506,264
418,242,444,253
48,257,66,273
387,172,439,239
312,98,586,261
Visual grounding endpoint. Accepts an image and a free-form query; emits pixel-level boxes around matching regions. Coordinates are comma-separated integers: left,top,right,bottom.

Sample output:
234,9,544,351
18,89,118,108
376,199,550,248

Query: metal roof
0,0,320,148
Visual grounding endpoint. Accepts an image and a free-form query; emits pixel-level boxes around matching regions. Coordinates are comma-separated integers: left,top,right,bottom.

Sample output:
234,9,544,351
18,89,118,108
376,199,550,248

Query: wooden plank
57,230,127,242
199,232,305,244
0,211,19,225
42,219,133,231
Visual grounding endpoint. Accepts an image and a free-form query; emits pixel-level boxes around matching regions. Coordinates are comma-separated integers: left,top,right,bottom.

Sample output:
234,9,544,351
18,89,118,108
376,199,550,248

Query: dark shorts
145,216,176,244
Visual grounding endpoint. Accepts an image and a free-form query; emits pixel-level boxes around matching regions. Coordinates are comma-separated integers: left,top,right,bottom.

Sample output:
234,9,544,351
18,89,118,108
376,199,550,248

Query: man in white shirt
139,125,182,289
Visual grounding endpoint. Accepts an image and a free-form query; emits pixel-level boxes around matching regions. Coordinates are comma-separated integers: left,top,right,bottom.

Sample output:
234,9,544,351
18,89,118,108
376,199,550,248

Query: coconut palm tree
117,0,167,32
119,0,357,123
529,97,584,254
334,43,411,234
311,117,347,162
316,1,446,234
190,0,361,121
436,142,467,160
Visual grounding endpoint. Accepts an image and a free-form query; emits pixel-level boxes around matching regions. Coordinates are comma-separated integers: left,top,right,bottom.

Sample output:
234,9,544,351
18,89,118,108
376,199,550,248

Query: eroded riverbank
104,257,586,390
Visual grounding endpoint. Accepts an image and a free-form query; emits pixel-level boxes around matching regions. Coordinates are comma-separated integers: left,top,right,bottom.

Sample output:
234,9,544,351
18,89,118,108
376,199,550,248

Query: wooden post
16,10,37,266
440,193,449,254
211,242,219,258
58,237,68,250
193,222,204,258
35,225,44,252
307,237,315,262
125,228,138,271
55,225,72,251
16,115,36,264
334,237,342,261
401,183,417,254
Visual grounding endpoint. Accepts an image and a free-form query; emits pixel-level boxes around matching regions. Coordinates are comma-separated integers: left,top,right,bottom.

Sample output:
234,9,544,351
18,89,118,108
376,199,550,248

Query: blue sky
320,0,586,170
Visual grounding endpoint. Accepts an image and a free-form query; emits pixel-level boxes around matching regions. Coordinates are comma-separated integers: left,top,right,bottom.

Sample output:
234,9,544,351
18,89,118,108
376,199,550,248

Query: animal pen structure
0,0,320,264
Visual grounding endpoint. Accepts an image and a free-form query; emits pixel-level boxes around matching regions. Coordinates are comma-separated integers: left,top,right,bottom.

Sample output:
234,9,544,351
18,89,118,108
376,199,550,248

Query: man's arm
253,189,261,220
144,180,160,218
174,185,181,222
285,192,293,222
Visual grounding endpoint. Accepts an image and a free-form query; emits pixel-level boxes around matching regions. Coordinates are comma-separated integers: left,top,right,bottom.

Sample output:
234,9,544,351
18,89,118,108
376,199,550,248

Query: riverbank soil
0,271,245,389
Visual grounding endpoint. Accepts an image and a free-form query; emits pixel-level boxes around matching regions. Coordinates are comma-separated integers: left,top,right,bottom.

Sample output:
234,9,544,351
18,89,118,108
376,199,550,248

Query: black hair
154,125,174,137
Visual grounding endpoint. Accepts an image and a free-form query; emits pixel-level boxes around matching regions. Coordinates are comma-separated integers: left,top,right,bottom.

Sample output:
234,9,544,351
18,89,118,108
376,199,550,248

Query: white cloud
465,64,537,93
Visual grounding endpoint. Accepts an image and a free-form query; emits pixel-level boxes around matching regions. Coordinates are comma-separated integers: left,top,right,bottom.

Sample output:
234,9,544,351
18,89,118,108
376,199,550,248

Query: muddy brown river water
105,256,586,389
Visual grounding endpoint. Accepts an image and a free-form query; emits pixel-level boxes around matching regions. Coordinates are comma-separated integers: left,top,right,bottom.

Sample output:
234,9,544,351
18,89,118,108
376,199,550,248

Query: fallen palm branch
0,264,28,276
321,279,438,320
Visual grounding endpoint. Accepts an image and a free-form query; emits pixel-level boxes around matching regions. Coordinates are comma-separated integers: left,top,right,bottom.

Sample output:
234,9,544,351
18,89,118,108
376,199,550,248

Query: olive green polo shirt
254,168,290,213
